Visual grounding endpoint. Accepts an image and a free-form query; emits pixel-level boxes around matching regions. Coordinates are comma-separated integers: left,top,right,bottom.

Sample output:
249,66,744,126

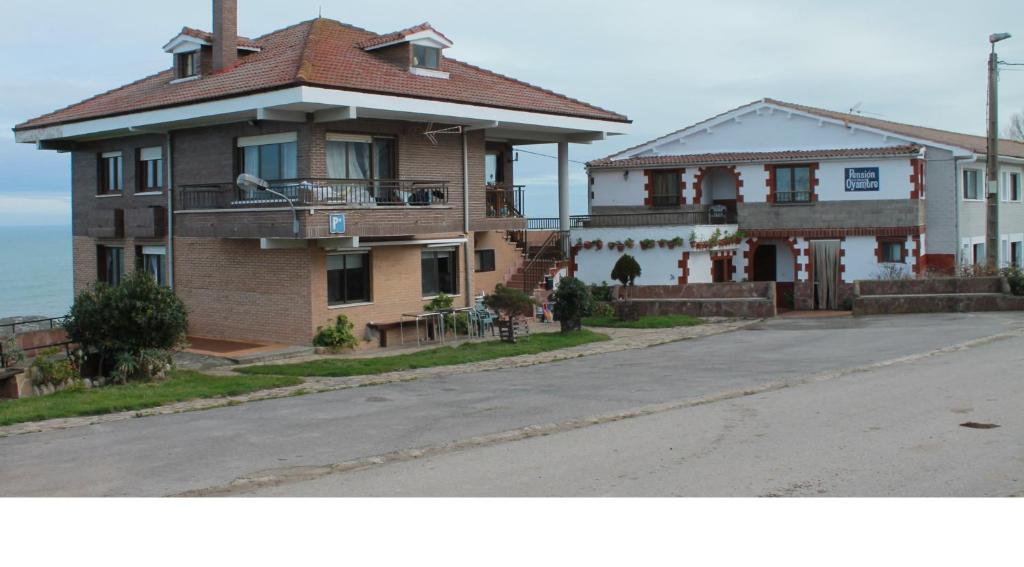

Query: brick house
573,99,1024,310
14,0,629,346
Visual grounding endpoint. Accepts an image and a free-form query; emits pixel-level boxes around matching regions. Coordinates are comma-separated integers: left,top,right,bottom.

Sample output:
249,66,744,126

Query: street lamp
986,32,1011,268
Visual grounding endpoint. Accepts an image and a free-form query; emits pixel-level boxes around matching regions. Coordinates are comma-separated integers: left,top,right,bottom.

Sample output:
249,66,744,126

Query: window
422,249,458,296
973,242,986,266
963,169,981,200
327,252,371,306
98,246,124,285
879,240,905,263
412,44,441,69
325,134,395,179
237,134,298,182
485,152,504,185
1003,171,1021,202
99,152,123,194
773,165,812,203
1012,241,1022,268
136,246,167,285
650,170,681,207
176,51,199,78
137,147,164,192
712,258,731,283
475,249,496,273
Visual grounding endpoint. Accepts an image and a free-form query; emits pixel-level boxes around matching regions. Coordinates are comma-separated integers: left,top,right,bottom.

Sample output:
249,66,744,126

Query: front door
811,240,841,310
752,245,777,282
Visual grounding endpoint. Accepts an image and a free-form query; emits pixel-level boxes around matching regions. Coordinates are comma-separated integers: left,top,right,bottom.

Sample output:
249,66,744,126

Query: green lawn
0,371,301,427
582,314,703,329
237,330,609,378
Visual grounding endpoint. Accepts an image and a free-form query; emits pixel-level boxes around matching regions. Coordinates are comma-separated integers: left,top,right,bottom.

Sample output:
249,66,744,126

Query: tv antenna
848,102,884,117
424,122,463,146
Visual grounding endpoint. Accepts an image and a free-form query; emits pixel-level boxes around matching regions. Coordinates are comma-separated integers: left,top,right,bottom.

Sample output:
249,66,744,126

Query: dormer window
412,45,440,70
176,52,199,79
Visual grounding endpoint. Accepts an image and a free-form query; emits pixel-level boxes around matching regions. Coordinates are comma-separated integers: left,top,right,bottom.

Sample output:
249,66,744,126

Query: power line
516,146,589,164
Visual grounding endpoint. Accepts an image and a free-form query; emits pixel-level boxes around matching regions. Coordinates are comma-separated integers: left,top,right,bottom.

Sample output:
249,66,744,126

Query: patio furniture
399,311,444,347
471,300,496,337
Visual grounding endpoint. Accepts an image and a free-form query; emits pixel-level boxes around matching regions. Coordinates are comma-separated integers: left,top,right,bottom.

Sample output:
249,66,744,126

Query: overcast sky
1,0,1022,225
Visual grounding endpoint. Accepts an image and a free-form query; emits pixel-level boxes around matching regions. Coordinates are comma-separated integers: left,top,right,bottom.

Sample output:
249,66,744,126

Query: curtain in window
326,142,347,178
812,241,840,310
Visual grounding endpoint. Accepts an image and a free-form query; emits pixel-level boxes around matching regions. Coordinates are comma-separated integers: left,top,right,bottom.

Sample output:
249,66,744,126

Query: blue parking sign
329,213,346,234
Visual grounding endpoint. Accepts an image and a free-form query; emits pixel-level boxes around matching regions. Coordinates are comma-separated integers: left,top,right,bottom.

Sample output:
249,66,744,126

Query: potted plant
484,285,535,343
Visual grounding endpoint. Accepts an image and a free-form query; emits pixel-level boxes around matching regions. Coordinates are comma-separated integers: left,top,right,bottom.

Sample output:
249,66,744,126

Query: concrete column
558,141,569,232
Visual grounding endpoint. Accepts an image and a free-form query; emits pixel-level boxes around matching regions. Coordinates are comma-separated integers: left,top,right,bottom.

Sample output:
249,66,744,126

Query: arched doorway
700,167,739,212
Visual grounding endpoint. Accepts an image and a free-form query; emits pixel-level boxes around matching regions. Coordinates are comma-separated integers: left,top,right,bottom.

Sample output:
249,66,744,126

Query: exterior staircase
503,230,569,300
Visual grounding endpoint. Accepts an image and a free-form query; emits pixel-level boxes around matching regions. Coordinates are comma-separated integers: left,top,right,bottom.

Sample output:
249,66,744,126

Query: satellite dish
236,173,270,192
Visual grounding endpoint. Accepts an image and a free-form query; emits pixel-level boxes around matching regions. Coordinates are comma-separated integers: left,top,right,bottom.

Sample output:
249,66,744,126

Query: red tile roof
765,98,1024,159
176,26,262,50
587,145,924,169
16,18,627,132
355,22,452,50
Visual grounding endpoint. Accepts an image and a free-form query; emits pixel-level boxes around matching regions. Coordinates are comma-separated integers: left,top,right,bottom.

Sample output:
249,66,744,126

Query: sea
0,225,74,320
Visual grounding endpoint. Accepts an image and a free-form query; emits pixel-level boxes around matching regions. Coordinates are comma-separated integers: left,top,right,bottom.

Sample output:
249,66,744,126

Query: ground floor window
475,249,496,272
328,252,370,306
973,243,986,266
422,248,458,296
1011,241,1022,268
98,245,124,285
136,245,167,285
711,257,731,283
879,239,905,263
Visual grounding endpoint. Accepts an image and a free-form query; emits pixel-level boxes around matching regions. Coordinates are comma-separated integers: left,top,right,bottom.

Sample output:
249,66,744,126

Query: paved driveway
1,312,1021,496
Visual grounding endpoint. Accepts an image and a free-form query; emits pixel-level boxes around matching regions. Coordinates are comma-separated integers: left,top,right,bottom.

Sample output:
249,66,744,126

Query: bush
64,270,187,381
589,281,614,302
592,302,615,318
424,293,468,334
1003,266,1024,296
30,347,78,386
1,336,26,369
483,285,535,342
551,277,595,332
313,315,359,350
611,254,642,286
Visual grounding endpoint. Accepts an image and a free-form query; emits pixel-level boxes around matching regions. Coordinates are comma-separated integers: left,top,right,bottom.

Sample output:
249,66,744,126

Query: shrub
611,254,642,286
1,336,26,369
313,315,359,350
551,277,595,332
64,270,187,380
872,264,912,280
592,302,615,318
589,281,614,302
1003,266,1024,296
483,285,535,341
424,293,468,335
29,347,78,386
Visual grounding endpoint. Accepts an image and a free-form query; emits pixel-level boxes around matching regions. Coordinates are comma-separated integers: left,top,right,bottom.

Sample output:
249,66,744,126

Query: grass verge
237,330,610,378
0,371,301,427
582,314,703,329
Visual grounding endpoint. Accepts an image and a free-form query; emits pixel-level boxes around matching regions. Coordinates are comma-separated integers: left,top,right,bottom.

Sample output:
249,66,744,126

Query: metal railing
485,184,525,218
527,210,737,231
774,191,813,204
517,230,570,293
177,178,450,210
1,316,72,369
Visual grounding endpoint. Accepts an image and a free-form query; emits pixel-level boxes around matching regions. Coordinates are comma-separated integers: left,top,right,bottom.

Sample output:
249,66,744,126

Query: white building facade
576,99,1024,310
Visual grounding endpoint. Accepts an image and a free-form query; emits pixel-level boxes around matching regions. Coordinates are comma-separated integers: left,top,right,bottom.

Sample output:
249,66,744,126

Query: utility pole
986,33,1011,268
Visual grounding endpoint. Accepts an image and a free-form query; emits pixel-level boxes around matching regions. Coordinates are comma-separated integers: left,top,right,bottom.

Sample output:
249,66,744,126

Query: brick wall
173,237,314,345
471,230,525,296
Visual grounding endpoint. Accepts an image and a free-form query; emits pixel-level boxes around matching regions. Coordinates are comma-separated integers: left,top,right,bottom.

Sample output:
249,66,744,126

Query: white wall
571,225,738,285
590,169,647,208
816,158,914,201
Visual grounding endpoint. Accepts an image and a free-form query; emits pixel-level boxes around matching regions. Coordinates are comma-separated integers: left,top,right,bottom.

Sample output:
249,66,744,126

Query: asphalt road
1,312,1022,496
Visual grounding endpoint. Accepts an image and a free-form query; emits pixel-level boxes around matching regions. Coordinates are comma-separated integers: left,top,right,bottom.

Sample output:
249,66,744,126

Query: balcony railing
773,191,813,204
527,210,736,231
176,178,449,211
485,184,525,218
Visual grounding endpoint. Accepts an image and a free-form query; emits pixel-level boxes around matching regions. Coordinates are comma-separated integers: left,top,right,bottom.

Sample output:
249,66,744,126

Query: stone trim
909,158,925,200
678,251,690,284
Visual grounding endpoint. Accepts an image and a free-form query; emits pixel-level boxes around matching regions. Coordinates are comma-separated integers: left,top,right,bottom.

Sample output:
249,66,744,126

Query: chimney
212,0,238,72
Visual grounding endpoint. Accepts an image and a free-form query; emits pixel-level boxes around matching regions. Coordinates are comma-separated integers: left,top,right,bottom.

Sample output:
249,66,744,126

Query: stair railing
517,230,569,293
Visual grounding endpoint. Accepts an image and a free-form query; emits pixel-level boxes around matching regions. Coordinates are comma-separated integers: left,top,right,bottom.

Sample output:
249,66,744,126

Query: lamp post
986,32,1011,268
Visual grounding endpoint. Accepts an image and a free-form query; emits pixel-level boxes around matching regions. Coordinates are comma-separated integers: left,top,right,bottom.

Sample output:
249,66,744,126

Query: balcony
174,178,460,239
527,209,737,231
485,184,524,218
176,178,449,210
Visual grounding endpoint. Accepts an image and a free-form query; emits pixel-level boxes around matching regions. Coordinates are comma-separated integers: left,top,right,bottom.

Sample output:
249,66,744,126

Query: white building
575,98,1024,310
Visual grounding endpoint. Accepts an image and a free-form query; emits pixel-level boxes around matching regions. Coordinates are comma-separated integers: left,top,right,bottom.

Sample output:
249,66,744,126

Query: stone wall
613,282,776,319
853,276,1024,315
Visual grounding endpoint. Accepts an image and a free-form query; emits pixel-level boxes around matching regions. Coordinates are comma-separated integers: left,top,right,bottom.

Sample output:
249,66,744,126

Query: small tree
611,254,642,286
313,315,359,351
64,270,187,380
551,277,595,332
483,285,534,341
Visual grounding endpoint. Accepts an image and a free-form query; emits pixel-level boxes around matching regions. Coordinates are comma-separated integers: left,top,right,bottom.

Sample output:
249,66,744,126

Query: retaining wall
614,282,776,318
